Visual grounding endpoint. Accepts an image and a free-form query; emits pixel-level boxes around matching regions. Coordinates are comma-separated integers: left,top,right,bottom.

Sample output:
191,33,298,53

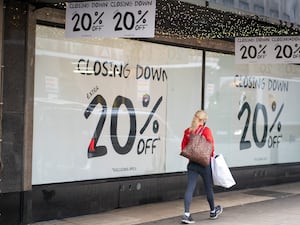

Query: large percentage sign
139,96,163,135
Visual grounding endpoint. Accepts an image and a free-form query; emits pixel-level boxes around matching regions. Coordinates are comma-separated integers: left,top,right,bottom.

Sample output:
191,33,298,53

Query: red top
181,125,215,157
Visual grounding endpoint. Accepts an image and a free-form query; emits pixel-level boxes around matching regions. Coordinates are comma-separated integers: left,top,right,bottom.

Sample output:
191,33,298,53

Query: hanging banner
235,36,300,64
65,0,156,38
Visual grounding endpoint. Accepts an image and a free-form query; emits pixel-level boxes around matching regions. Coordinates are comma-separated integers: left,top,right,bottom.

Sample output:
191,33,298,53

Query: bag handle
194,126,206,135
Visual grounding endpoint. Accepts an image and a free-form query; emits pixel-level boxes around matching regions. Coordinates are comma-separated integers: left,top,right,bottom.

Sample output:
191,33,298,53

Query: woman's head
192,110,208,127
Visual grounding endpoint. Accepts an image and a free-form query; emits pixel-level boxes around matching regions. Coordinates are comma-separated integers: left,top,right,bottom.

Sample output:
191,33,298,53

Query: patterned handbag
180,127,212,167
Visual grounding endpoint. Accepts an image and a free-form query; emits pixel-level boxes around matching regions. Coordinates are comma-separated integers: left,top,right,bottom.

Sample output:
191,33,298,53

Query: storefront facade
1,1,300,224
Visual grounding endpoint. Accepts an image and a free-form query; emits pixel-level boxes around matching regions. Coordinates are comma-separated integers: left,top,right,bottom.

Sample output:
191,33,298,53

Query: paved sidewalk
138,194,300,225
31,182,300,225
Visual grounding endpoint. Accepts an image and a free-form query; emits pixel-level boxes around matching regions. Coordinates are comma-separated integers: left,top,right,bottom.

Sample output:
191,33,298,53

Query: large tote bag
211,154,236,188
180,127,212,167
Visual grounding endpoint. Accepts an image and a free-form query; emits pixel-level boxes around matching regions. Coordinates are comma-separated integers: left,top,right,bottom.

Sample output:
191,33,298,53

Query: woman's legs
184,169,199,212
201,164,215,211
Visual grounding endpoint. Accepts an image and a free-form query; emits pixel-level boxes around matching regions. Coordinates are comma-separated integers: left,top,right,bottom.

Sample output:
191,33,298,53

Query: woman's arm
181,128,190,150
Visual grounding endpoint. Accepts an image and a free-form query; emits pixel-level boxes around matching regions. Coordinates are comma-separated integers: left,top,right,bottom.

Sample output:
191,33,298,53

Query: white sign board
235,36,300,64
65,0,156,38
205,52,300,167
33,25,167,184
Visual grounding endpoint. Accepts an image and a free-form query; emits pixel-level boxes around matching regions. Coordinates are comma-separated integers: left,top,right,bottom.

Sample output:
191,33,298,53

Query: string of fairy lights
44,0,300,40
155,0,300,40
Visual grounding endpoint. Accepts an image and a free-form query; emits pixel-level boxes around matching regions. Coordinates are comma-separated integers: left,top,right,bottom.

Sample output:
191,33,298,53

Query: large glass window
205,52,300,167
32,25,202,184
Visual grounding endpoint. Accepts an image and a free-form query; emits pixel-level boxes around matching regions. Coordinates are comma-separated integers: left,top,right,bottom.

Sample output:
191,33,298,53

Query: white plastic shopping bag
211,154,236,188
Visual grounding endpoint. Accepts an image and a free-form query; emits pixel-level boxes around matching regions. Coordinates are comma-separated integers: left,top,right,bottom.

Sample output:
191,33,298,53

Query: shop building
1,0,300,224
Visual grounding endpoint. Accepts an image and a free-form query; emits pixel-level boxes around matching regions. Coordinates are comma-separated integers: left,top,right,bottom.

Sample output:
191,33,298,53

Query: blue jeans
184,161,215,212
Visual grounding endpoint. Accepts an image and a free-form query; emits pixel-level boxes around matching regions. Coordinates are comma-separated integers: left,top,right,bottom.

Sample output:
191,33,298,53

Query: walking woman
181,110,222,224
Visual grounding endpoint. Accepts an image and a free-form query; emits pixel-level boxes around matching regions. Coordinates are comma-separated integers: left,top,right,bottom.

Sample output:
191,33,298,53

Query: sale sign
235,36,300,64
234,75,287,151
32,25,167,184
65,0,156,38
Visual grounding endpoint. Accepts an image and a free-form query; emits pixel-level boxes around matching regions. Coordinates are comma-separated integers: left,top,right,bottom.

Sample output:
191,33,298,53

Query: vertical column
0,0,4,181
1,0,27,194
0,1,32,224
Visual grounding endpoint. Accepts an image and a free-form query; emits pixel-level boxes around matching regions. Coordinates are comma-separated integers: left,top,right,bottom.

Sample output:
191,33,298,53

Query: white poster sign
206,52,300,167
235,36,300,64
231,74,300,166
33,26,166,184
65,0,156,38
